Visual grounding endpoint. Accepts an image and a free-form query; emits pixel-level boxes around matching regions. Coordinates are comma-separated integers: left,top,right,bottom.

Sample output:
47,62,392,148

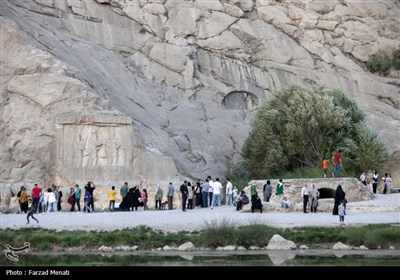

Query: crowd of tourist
15,169,394,226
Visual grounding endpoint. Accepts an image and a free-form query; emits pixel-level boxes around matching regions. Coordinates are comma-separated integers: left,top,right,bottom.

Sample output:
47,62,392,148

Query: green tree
343,125,388,174
241,84,387,177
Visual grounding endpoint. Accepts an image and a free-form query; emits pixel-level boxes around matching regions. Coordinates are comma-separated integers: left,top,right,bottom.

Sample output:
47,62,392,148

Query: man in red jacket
31,183,42,213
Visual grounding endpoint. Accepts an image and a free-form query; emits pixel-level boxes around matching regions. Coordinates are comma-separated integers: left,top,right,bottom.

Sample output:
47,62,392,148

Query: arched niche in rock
221,91,258,110
318,187,335,199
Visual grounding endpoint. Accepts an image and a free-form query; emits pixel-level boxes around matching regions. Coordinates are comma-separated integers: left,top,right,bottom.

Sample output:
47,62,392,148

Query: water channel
2,250,399,266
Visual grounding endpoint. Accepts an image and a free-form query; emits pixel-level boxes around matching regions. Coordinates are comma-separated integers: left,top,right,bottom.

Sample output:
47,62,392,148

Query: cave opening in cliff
222,91,258,110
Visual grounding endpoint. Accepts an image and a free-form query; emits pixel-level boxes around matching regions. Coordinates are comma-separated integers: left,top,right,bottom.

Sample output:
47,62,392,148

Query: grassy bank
1,221,399,251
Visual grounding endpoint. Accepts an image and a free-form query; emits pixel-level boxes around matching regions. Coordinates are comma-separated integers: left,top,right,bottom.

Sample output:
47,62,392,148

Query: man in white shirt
301,185,309,213
225,178,233,206
210,178,222,209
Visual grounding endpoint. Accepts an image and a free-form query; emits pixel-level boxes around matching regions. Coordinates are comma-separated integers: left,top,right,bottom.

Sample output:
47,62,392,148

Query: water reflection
1,250,399,266
267,251,296,265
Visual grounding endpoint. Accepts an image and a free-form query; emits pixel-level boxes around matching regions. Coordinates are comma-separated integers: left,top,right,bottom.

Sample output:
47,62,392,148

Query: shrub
365,50,391,76
392,48,400,70
198,217,236,248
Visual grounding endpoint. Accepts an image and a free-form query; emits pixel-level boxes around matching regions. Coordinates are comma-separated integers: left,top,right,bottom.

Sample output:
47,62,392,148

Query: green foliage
365,48,400,75
365,50,391,76
226,161,251,189
1,224,399,251
273,166,355,179
241,84,384,178
198,217,237,248
393,48,400,70
343,125,388,174
344,224,400,248
236,223,275,248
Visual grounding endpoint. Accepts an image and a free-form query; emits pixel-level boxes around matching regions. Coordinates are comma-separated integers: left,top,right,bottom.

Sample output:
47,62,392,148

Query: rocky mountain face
1,0,399,192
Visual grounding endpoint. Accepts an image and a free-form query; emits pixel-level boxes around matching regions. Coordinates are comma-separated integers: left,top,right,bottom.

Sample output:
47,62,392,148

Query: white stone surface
1,193,398,232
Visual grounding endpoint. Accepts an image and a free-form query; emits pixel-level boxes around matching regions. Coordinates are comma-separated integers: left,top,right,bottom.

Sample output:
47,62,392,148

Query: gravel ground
1,193,399,232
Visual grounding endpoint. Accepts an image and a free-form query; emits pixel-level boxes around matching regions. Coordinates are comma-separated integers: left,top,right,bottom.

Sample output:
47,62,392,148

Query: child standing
338,200,346,225
27,199,39,224
142,188,149,211
109,186,116,212
322,158,329,178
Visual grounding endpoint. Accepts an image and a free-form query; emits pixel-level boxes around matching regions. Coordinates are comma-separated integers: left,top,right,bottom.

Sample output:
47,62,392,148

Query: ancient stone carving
111,129,125,166
71,125,128,169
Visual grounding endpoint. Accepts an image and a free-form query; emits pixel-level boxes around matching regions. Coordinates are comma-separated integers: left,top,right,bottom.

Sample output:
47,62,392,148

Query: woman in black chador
132,186,142,211
119,187,135,211
332,185,346,215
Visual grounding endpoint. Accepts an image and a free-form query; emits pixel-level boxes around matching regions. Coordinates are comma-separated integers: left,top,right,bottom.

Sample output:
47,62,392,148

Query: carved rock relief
56,114,135,182
71,126,126,168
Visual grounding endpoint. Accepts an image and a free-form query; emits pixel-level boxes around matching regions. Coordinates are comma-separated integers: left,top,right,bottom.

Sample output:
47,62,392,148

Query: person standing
132,186,141,211
250,184,257,200
338,200,346,225
187,182,194,209
85,182,96,212
372,170,379,194
276,179,284,197
74,184,81,211
383,173,392,194
207,176,214,208
333,150,342,177
322,158,329,178
31,184,42,213
47,187,57,212
309,184,320,213
360,172,367,186
332,185,346,215
155,185,163,210
210,178,222,209
83,185,92,213
108,186,116,212
55,186,63,212
301,185,309,213
68,187,76,212
180,180,189,212
263,180,272,202
201,179,210,208
142,188,149,211
225,178,233,206
232,186,238,207
195,180,203,208
19,187,29,214
83,182,96,212
167,182,175,210
120,182,129,201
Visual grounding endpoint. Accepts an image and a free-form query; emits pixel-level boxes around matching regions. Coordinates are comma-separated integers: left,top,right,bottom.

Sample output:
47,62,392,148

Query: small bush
365,50,391,76
199,217,236,248
393,48,400,70
236,223,275,248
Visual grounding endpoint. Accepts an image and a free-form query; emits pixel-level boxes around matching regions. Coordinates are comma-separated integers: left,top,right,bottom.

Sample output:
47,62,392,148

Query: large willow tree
242,84,387,177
